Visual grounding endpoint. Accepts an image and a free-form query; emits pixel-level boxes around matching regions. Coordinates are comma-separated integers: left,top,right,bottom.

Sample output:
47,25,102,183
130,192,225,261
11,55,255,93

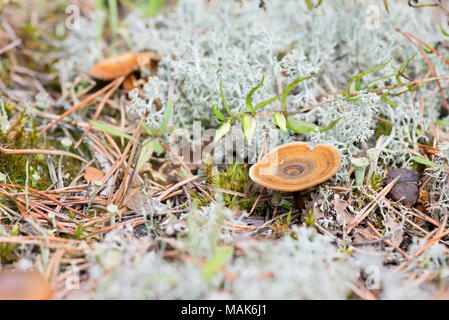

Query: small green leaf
412,156,446,169
319,117,341,132
423,43,435,54
152,140,164,155
440,23,449,37
281,76,308,112
90,120,137,142
160,99,173,132
286,117,340,133
242,115,257,145
214,120,231,142
142,123,155,136
202,246,234,280
281,70,323,112
136,139,155,172
399,54,416,74
344,58,392,98
220,81,232,116
355,78,362,91
286,117,318,133
254,94,280,110
365,73,398,90
212,104,225,121
381,93,397,107
246,76,265,115
273,113,287,132
305,0,323,10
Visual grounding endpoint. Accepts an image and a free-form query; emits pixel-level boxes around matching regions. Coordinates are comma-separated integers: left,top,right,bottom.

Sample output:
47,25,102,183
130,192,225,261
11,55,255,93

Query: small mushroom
89,51,159,81
384,168,419,207
249,142,341,210
0,271,53,300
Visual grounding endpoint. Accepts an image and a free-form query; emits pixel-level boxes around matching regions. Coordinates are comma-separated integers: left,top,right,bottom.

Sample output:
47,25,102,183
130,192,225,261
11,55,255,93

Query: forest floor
1,0,449,300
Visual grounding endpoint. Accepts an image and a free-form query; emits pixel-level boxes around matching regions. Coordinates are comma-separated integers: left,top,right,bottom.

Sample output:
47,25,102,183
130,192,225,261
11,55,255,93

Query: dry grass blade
0,145,87,163
157,175,203,201
395,28,449,66
397,28,449,111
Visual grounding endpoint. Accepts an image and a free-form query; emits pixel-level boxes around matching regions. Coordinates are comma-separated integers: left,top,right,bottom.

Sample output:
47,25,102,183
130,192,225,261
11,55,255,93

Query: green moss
213,164,248,192
368,172,383,192
353,190,369,212
212,163,254,210
270,210,293,236
0,223,19,263
304,208,315,227
0,99,81,189
74,223,84,240
193,163,255,210
188,188,210,207
0,108,50,188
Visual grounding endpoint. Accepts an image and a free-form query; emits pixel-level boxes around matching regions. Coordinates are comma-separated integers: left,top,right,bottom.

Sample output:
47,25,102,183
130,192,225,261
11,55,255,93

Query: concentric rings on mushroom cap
249,142,341,192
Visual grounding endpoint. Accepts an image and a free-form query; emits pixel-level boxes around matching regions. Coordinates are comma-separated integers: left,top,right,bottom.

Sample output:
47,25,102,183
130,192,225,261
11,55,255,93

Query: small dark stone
385,168,418,184
133,224,148,238
384,168,419,207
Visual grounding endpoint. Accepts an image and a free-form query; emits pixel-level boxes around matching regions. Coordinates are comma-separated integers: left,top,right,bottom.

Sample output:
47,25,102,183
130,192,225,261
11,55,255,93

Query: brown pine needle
157,175,203,201
397,28,449,112
40,79,119,134
74,76,125,149
0,183,91,219
395,28,449,66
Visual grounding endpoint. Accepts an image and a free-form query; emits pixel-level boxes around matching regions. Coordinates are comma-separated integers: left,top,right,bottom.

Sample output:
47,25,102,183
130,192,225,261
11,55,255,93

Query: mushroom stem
292,191,304,211
351,157,369,186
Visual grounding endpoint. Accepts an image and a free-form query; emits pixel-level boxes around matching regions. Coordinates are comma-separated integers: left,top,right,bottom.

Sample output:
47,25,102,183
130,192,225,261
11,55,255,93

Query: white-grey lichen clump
57,0,449,299
83,204,436,300
61,0,448,176
85,207,358,299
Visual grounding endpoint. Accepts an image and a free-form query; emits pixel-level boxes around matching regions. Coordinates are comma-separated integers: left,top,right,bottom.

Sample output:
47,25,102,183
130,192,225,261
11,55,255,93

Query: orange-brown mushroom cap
89,51,155,81
0,271,53,300
249,142,341,192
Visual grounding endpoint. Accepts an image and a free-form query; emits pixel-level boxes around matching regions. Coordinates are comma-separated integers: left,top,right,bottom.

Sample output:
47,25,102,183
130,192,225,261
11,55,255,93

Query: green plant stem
108,0,119,42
